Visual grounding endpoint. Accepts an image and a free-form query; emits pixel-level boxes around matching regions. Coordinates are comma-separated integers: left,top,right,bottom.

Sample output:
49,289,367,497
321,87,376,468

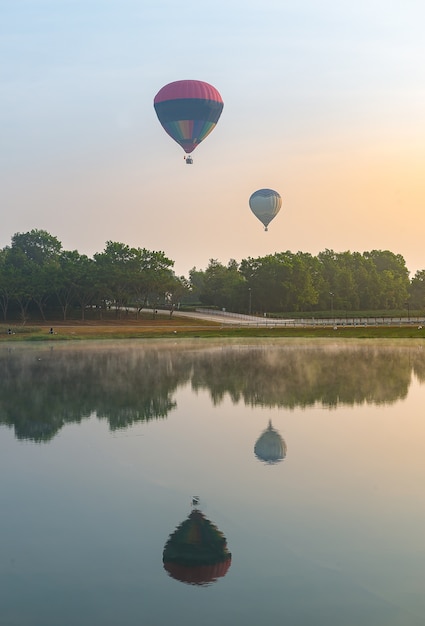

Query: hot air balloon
163,505,232,586
249,188,282,231
153,80,224,164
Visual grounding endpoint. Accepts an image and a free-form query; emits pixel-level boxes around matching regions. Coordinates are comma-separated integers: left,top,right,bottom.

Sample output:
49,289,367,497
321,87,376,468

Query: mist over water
1,339,424,625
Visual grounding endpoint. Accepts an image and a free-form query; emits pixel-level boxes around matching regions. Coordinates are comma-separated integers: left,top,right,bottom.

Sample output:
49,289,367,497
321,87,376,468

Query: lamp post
329,292,334,320
248,288,252,315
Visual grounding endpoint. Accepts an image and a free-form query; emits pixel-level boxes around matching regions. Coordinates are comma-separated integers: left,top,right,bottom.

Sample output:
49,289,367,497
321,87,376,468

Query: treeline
0,229,188,322
1,229,425,322
190,250,425,314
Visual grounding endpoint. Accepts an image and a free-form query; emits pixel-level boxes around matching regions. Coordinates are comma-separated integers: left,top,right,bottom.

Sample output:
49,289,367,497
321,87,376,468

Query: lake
1,339,424,626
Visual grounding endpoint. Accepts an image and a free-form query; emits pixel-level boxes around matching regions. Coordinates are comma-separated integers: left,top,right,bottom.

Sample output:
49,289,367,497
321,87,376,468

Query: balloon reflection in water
163,503,232,586
254,420,287,464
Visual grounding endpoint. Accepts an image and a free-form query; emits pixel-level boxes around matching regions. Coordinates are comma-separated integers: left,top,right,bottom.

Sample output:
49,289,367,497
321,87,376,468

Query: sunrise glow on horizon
2,1,424,277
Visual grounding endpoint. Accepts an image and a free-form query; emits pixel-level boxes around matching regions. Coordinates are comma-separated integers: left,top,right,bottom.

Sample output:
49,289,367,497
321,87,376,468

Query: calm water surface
1,339,424,626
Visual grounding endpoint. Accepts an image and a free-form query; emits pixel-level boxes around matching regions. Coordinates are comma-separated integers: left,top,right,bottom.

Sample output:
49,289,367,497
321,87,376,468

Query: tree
409,270,425,310
196,259,246,311
364,250,409,309
71,254,96,320
187,267,205,304
291,252,321,311
94,242,137,317
11,229,62,264
94,243,177,318
0,248,12,321
131,248,177,316
9,229,62,321
6,246,34,323
53,250,92,321
240,252,320,313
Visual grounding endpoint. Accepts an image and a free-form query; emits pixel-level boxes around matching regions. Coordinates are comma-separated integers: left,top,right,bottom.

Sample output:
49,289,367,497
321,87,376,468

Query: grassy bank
1,318,425,341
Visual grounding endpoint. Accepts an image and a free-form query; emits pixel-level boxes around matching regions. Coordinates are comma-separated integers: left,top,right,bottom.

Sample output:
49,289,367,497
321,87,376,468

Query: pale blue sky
2,0,424,277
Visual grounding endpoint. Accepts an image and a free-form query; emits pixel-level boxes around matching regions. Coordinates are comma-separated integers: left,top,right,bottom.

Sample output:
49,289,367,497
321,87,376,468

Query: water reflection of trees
0,344,192,442
190,344,421,408
412,350,425,382
0,342,424,442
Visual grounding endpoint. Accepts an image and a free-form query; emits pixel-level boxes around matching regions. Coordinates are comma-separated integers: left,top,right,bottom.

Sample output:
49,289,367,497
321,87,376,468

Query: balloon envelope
154,80,224,154
249,188,282,230
163,509,231,586
254,420,287,464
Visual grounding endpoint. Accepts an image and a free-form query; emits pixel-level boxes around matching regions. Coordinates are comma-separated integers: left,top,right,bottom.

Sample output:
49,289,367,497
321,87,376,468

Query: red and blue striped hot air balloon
153,80,224,164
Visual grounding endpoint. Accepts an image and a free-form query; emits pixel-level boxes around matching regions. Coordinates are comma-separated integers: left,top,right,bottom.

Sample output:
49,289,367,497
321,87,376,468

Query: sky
1,0,425,278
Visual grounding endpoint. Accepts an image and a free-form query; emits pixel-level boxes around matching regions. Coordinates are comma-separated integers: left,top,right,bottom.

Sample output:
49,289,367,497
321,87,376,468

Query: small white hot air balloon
249,188,282,231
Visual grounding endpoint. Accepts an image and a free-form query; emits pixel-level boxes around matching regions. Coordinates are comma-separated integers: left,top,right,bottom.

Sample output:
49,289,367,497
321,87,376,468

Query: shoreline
1,319,424,341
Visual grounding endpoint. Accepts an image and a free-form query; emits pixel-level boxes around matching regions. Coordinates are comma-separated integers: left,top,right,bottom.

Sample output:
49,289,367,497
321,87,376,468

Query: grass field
1,316,425,341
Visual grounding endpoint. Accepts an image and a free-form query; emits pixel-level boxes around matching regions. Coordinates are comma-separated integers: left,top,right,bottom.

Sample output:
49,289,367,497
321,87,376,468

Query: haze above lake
1,339,424,626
